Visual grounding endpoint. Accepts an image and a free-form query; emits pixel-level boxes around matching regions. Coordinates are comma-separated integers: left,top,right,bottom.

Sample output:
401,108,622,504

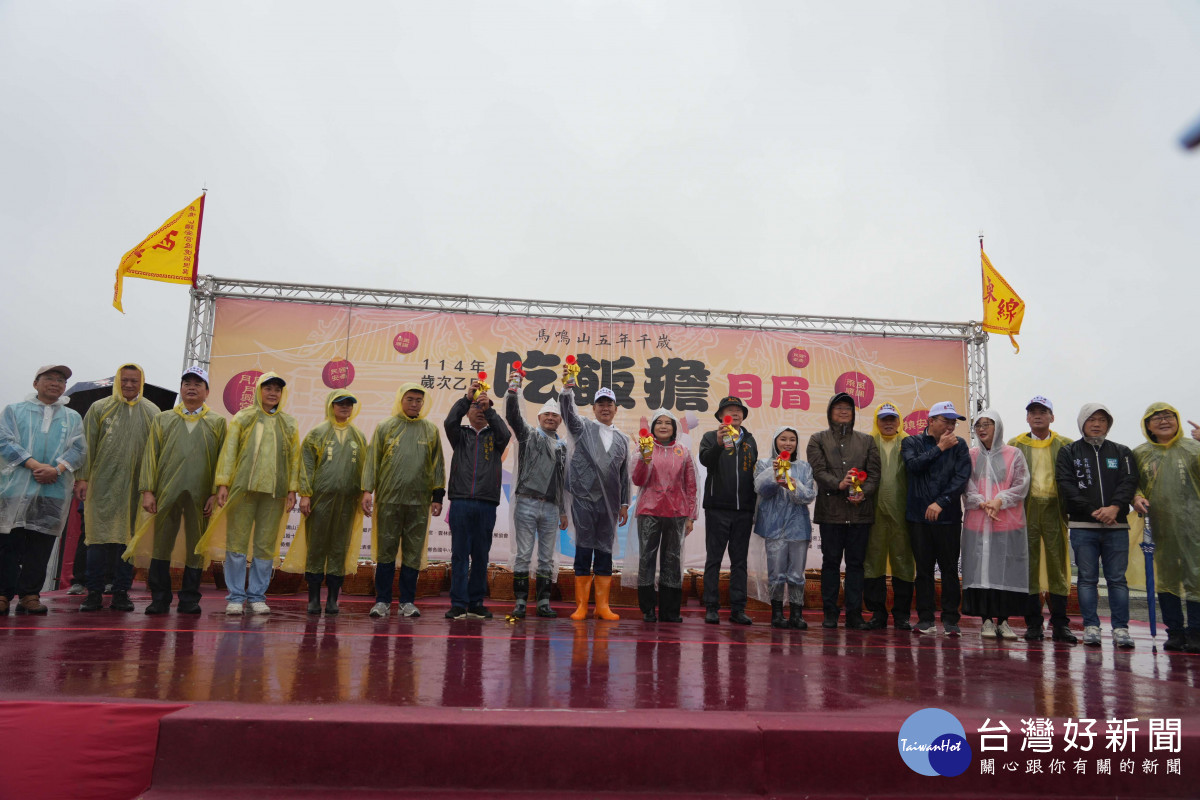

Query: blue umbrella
1140,514,1157,642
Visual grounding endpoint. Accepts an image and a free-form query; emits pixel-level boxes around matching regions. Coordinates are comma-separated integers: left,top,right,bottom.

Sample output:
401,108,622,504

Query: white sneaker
1112,628,1136,649
225,602,244,616
67,583,86,596
997,621,1018,640
400,602,421,618
1082,625,1102,646
369,602,390,618
981,619,996,638
250,601,271,615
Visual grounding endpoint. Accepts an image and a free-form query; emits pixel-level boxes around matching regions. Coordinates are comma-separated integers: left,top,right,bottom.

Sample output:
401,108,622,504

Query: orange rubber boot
570,575,593,620
593,576,621,621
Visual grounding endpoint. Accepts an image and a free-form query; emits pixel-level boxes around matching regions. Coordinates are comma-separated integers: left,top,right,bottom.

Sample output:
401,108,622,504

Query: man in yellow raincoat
361,383,445,619
124,366,225,614
196,372,299,616
1133,402,1200,653
863,403,915,630
283,389,367,616
74,364,158,613
1008,396,1076,643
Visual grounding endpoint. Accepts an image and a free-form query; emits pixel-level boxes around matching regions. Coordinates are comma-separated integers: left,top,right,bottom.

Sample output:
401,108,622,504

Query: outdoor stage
2,589,1198,800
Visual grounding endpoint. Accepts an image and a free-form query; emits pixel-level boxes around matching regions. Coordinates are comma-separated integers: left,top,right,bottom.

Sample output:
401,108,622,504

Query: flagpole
192,189,207,289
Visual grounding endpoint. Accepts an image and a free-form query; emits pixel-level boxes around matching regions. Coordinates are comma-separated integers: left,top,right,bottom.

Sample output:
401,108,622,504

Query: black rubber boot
638,584,658,622
659,587,683,623
534,575,557,617
822,609,839,629
145,558,173,614
306,573,323,615
771,600,786,629
325,575,343,615
788,602,808,630
729,607,752,626
892,579,914,630
705,605,720,625
1165,630,1187,652
512,573,530,619
1186,630,1200,655
177,566,203,614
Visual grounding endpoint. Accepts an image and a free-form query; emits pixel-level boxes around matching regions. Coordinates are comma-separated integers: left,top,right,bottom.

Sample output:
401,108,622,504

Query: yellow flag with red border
980,247,1024,353
113,194,205,313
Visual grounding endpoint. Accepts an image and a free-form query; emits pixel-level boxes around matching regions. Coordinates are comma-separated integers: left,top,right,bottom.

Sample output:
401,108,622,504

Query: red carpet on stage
0,700,184,800
3,589,1200,798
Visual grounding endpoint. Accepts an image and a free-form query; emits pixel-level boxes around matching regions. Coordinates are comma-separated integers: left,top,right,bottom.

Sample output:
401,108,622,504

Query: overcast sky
2,1,1198,445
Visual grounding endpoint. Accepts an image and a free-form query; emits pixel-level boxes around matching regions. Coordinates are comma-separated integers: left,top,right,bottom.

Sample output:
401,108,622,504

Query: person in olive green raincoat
75,363,159,613
196,372,300,615
863,403,916,630
1008,396,1076,643
361,382,445,619
124,366,226,614
1133,402,1200,653
282,389,367,616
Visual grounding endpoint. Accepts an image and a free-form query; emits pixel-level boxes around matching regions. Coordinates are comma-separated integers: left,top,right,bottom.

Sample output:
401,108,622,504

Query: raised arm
505,391,531,441
558,387,585,437
443,397,471,449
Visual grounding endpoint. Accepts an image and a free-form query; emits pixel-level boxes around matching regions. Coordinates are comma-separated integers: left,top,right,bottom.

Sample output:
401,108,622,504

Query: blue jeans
1069,527,1129,629
512,496,558,578
448,499,497,607
225,551,274,604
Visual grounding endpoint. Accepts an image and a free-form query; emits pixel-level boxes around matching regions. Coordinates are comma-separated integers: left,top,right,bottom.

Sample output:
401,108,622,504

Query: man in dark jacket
699,395,758,625
902,401,971,636
806,392,881,629
1056,403,1138,648
444,379,512,620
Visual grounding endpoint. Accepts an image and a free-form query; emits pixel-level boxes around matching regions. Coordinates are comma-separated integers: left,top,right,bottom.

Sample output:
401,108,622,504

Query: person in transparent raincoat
124,366,225,614
74,363,158,613
505,386,567,620
560,384,631,622
282,389,367,616
196,372,300,616
961,409,1030,641
0,364,85,615
626,408,697,623
361,382,445,619
1133,402,1200,653
752,425,817,629
863,403,915,630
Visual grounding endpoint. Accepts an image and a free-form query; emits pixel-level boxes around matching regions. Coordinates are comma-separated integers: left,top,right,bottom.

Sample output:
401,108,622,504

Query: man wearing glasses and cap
1008,396,1077,643
699,395,759,625
902,401,971,636
0,365,86,614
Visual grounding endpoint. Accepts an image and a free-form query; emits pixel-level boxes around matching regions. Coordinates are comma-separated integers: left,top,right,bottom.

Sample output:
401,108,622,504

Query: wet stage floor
3,591,1200,725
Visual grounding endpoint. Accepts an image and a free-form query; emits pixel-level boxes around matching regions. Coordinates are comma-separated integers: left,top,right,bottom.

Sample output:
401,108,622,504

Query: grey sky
2,1,1198,445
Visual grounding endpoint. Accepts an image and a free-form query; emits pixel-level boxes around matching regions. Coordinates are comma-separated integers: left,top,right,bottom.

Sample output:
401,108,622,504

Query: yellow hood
325,388,361,429
254,371,290,415
1141,401,1183,447
870,402,907,441
391,382,430,420
113,363,146,406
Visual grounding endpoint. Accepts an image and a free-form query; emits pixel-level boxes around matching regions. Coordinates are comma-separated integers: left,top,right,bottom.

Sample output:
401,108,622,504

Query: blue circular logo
897,708,972,777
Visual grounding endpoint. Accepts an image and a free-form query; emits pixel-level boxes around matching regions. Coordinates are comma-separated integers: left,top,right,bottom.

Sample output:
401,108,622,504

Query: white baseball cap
876,403,900,419
929,401,966,421
1026,396,1053,412
182,365,209,386
594,387,617,403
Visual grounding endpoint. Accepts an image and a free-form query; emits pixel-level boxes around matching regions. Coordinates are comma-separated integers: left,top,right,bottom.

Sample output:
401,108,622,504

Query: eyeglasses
1149,412,1176,423
973,421,995,429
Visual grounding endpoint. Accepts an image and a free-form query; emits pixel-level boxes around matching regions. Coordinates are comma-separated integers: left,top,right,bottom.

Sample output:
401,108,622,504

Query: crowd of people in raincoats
3,361,1200,654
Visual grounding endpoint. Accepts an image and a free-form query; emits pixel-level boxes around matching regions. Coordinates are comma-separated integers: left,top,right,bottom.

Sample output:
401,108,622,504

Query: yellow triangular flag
113,194,205,313
980,247,1024,353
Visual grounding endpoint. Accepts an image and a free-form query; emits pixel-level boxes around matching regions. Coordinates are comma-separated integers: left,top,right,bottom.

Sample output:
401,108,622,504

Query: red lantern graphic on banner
223,370,263,414
787,348,810,369
393,331,419,354
322,358,355,389
904,409,929,436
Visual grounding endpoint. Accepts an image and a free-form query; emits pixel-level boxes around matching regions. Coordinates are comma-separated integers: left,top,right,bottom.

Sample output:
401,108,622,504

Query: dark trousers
86,543,134,594
149,558,203,607
864,576,914,622
574,547,613,577
448,499,497,607
1159,593,1200,634
909,521,961,625
819,522,870,617
0,527,58,599
1025,592,1070,630
71,521,88,585
703,508,754,610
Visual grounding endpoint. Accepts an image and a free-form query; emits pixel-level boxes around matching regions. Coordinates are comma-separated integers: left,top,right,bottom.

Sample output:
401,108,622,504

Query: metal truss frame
183,274,989,411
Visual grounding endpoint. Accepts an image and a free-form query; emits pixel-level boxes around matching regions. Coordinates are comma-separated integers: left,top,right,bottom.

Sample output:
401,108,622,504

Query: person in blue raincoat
753,425,817,629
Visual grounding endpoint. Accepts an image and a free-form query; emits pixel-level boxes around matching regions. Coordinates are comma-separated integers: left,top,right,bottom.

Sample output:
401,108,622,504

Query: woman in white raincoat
0,365,85,614
962,409,1031,640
